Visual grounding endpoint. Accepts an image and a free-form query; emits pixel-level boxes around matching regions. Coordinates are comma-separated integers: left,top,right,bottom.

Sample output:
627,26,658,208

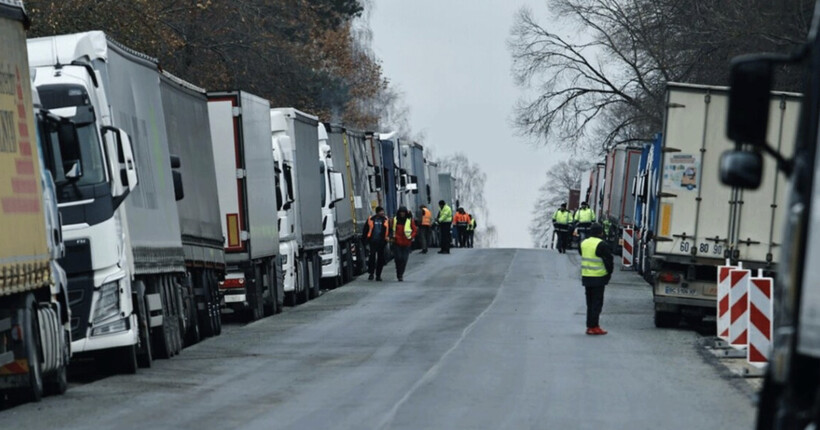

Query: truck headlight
91,318,129,337
320,245,333,256
93,281,120,323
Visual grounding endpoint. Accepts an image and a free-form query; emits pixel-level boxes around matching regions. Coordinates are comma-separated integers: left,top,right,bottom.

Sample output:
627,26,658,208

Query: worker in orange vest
417,205,433,254
453,208,472,248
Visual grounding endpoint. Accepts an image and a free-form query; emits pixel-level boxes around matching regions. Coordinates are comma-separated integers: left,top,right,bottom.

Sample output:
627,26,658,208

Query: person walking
418,205,433,254
437,200,453,254
552,203,573,253
391,206,417,281
362,206,389,281
466,215,476,248
574,201,596,241
579,223,614,335
453,208,471,248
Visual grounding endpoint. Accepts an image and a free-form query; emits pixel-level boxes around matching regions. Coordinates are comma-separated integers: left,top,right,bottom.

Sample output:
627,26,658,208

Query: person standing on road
579,223,613,335
437,200,453,254
418,205,433,254
362,206,389,281
453,208,471,248
574,201,596,241
552,203,573,253
466,215,476,248
391,206,417,281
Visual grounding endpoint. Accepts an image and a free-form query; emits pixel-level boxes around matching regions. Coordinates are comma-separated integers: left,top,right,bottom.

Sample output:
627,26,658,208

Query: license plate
224,294,245,304
664,286,699,296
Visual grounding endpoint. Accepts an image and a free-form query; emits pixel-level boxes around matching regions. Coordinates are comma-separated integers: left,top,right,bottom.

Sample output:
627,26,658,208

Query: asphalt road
0,249,755,430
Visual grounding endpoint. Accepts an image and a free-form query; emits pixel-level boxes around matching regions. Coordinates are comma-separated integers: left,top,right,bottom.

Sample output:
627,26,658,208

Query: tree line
511,0,813,246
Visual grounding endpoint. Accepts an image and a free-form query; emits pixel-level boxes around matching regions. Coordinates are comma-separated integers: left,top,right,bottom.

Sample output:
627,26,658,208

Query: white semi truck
28,31,190,371
0,1,72,401
317,123,346,288
271,108,323,305
648,83,799,327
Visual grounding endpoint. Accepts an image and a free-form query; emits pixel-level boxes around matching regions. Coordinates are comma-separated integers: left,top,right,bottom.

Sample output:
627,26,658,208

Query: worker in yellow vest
418,205,433,254
552,203,573,253
574,201,596,241
437,200,453,254
466,215,476,248
579,223,613,335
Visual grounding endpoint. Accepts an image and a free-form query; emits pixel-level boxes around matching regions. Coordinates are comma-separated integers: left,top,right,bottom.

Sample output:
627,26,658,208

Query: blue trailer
634,133,662,278
380,139,398,216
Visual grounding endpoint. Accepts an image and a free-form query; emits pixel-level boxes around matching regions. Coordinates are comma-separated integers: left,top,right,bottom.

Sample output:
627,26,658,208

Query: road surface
0,249,755,429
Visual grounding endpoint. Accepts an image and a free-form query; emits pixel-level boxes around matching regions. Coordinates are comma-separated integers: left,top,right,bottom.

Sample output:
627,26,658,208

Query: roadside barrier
729,268,750,349
717,263,735,341
621,227,633,269
748,272,773,367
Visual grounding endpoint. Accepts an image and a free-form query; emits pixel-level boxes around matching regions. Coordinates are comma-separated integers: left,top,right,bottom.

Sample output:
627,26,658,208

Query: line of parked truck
0,2,461,404
579,82,798,328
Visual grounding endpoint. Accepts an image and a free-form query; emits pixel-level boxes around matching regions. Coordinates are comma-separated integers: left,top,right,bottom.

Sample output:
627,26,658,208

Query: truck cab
28,43,139,356
318,124,345,287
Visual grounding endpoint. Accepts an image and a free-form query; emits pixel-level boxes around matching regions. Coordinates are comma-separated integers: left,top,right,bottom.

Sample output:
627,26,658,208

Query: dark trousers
457,226,468,247
439,224,451,253
419,225,431,251
584,285,606,328
467,231,474,248
367,241,386,277
393,245,411,278
555,226,569,253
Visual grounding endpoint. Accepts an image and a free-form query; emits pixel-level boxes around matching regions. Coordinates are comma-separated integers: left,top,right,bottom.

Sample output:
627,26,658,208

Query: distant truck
601,145,642,244
632,134,662,279
0,2,72,400
207,91,282,320
270,108,323,304
324,124,360,282
29,31,188,371
648,83,798,327
160,72,225,335
317,124,347,288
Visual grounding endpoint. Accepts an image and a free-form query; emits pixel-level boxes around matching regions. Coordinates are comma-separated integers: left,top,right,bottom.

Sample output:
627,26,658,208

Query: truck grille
67,274,94,341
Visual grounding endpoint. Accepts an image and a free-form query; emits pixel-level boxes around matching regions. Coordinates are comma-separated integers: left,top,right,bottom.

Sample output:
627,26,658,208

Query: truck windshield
37,84,107,194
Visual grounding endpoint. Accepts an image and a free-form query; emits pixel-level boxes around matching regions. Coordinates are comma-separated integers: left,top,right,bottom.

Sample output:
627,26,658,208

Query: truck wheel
198,272,215,338
263,264,275,317
115,344,138,375
210,271,222,336
151,278,174,359
309,255,321,299
344,246,354,284
44,329,70,396
17,295,43,403
274,261,284,314
298,259,309,304
135,283,153,368
654,310,681,328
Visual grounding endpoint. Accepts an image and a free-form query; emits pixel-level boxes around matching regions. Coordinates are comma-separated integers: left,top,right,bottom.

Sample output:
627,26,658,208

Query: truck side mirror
102,126,138,207
727,56,775,146
170,154,184,201
331,171,345,204
720,150,763,189
173,170,184,201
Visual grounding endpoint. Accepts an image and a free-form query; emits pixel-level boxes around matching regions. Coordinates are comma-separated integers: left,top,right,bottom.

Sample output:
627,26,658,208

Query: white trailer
649,83,799,327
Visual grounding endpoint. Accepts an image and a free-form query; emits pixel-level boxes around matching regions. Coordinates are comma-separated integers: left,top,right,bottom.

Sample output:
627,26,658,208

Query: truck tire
209,271,222,336
151,278,174,359
343,245,354,284
114,344,138,375
170,279,183,355
299,258,310,304
17,295,43,403
274,261,284,314
44,330,69,396
263,263,275,317
309,254,321,299
654,310,681,328
198,271,216,338
135,283,153,368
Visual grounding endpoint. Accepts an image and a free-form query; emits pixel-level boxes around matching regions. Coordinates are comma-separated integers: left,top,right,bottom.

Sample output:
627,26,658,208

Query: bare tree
530,159,592,248
436,153,497,248
508,0,811,153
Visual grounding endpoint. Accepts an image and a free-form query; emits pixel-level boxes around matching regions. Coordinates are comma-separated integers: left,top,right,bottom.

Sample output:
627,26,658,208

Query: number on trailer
679,241,690,252
713,244,722,255
699,243,709,253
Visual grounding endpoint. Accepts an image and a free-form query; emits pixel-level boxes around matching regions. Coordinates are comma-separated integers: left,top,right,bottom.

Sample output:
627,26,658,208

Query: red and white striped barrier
729,268,751,349
717,264,735,341
621,227,633,269
748,274,773,367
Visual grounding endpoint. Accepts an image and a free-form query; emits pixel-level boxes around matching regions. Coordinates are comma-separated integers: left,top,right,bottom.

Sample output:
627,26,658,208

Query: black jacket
579,238,614,287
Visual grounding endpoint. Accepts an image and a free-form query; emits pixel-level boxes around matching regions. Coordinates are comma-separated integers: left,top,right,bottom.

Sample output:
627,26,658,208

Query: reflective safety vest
552,209,572,224
438,205,453,223
392,217,413,240
421,208,433,226
575,208,596,223
602,218,612,235
467,218,476,231
581,237,608,278
454,212,470,226
367,216,389,240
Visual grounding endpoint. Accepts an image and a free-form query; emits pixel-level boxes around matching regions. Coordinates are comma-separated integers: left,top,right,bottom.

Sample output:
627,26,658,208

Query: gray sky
370,0,568,248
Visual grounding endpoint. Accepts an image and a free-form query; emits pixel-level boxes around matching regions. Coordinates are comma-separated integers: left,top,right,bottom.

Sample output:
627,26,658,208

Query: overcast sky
370,0,568,248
